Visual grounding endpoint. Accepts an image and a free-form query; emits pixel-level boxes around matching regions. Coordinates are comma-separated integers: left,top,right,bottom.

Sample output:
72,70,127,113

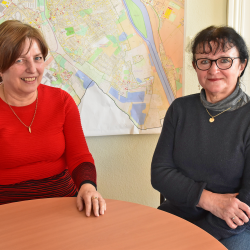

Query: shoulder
170,93,201,111
38,84,68,96
38,84,74,104
172,93,200,104
164,93,201,123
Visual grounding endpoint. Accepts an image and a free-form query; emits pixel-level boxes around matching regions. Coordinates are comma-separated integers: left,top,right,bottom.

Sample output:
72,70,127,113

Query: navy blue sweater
151,93,250,240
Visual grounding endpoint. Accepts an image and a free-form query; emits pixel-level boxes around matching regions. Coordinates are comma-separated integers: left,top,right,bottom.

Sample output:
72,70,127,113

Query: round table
0,197,226,249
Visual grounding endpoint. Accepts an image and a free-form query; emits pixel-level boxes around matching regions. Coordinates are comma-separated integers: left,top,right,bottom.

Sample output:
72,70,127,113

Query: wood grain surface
0,198,226,250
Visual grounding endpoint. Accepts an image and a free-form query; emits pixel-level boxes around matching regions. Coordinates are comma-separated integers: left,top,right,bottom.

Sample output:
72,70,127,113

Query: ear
239,59,247,74
192,61,196,69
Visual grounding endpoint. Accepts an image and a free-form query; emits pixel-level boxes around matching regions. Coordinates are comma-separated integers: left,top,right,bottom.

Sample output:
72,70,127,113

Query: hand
198,190,250,229
76,183,106,217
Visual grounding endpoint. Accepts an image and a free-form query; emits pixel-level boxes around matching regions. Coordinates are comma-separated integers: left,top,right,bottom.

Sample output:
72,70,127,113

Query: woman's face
193,44,246,101
1,38,45,98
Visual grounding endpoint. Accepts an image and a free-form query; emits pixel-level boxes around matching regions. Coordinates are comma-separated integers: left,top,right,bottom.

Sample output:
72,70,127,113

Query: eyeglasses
195,57,240,71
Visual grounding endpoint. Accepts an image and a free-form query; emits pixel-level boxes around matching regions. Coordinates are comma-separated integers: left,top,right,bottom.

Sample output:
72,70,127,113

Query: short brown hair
191,26,249,77
0,20,48,81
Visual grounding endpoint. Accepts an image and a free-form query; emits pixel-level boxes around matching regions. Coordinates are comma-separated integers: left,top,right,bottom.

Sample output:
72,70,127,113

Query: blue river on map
76,1,174,126
122,0,175,104
76,70,95,89
109,87,145,103
119,32,128,41
131,103,146,125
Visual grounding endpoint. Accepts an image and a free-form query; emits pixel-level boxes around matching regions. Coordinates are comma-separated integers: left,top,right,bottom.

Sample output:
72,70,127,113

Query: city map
0,0,185,136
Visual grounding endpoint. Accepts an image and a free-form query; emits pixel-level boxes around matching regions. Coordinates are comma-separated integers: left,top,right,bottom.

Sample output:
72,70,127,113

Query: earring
198,84,200,91
238,76,241,88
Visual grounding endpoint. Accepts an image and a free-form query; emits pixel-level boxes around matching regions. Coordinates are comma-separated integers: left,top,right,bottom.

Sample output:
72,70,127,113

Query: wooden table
0,198,226,249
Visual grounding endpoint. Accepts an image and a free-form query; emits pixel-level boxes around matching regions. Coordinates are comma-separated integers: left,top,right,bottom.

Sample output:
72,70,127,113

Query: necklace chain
206,97,242,123
2,84,38,133
206,107,231,123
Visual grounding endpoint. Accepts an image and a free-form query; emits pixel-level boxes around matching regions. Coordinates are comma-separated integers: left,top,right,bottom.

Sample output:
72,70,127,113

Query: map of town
0,0,184,136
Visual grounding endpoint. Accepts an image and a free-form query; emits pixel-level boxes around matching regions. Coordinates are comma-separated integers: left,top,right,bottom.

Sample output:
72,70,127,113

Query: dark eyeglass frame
195,57,240,71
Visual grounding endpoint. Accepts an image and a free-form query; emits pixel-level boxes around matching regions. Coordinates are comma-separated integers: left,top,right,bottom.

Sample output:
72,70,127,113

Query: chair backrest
160,194,165,204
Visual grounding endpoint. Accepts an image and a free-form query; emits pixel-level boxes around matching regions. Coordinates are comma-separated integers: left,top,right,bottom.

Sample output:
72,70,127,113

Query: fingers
99,197,106,215
225,217,238,229
225,198,250,228
238,201,250,218
76,187,106,217
231,215,244,226
91,196,106,216
76,192,93,216
227,196,250,221
84,196,92,217
92,197,99,217
235,207,249,223
76,195,84,212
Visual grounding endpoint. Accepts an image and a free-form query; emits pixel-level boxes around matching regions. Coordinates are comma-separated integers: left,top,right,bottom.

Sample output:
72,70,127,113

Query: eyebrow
19,53,43,58
197,56,232,59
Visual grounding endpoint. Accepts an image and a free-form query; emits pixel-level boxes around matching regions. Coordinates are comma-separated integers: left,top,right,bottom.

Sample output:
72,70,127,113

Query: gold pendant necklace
2,85,38,133
205,97,242,123
206,107,231,123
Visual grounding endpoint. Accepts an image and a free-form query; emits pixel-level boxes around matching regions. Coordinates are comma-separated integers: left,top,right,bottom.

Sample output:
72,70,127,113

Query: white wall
184,0,227,96
86,0,228,209
228,0,250,95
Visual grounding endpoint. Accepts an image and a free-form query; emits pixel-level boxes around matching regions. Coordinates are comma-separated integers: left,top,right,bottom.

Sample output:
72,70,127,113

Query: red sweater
0,84,96,203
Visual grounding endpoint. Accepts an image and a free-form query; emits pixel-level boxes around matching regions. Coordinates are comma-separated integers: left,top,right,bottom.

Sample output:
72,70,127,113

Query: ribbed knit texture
0,84,96,204
0,169,78,205
200,84,250,112
72,162,97,190
152,93,250,240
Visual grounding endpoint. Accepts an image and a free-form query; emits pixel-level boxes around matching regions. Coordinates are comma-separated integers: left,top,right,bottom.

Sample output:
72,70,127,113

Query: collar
200,84,250,112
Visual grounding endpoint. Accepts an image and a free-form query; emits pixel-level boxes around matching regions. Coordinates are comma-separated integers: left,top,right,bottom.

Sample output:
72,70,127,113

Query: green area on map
49,68,56,72
65,27,75,36
114,47,121,56
124,0,147,38
45,0,50,18
37,0,44,7
79,10,86,17
84,9,93,15
135,59,145,67
107,35,118,44
76,25,88,36
41,12,46,21
116,10,127,24
52,74,62,85
176,80,182,90
55,55,67,68
169,1,180,10
88,48,103,63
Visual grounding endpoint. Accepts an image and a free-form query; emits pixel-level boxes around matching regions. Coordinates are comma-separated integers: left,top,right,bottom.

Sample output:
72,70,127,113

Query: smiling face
1,38,45,100
193,43,246,103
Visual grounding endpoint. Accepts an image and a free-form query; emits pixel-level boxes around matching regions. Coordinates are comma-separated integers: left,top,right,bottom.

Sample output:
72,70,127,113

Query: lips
208,78,221,81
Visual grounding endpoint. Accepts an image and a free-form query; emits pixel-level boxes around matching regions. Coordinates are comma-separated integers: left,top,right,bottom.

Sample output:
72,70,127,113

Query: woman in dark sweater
151,26,250,249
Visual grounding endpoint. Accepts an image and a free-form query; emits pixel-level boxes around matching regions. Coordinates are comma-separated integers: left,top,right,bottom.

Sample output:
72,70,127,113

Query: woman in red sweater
0,20,106,217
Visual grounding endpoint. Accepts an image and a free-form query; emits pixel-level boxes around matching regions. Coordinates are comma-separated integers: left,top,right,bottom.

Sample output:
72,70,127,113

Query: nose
208,60,220,73
26,60,36,73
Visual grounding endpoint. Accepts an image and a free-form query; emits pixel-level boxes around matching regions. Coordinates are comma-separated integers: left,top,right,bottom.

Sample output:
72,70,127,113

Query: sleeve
194,129,250,240
151,102,207,207
62,90,97,190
